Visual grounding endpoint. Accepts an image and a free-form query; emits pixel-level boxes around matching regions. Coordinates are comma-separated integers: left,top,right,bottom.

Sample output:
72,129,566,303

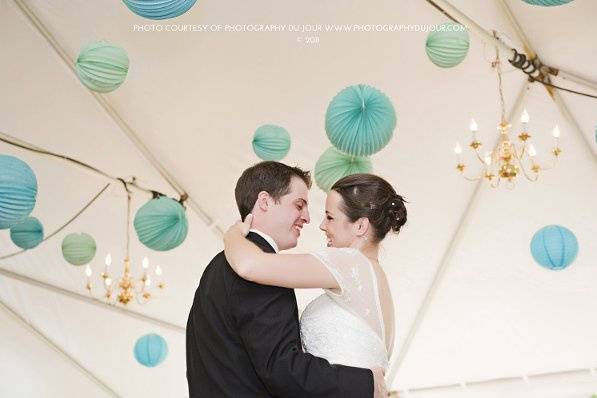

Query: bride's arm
224,215,339,289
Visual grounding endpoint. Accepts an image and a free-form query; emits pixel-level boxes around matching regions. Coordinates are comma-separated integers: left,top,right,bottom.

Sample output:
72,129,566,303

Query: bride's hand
224,214,254,272
224,214,253,240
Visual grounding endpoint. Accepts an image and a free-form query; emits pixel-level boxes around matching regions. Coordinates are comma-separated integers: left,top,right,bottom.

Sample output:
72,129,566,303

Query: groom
186,161,386,397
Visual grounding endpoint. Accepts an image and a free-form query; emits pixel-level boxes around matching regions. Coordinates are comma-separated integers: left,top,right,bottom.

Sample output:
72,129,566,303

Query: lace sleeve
310,247,385,343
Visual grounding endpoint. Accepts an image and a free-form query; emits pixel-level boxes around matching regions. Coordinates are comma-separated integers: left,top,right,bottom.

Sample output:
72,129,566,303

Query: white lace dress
300,247,393,371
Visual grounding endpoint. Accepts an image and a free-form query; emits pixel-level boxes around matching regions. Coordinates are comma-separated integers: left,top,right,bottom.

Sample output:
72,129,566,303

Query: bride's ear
354,217,370,238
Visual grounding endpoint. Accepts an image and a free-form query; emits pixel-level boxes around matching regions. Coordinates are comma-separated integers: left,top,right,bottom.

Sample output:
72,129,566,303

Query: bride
224,173,407,381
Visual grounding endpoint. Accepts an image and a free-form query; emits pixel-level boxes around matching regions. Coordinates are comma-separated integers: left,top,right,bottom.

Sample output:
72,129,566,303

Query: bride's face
319,191,358,248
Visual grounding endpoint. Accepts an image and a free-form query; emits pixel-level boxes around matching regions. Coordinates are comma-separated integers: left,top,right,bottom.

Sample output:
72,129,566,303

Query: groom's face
267,176,310,250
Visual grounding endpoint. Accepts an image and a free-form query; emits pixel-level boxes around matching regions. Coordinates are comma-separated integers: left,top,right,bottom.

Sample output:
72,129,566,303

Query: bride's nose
319,219,326,231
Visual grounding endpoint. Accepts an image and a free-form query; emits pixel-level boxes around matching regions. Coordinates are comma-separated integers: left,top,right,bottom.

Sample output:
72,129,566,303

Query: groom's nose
302,207,310,224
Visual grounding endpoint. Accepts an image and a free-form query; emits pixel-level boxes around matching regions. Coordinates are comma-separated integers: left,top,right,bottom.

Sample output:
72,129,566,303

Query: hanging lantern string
0,183,111,260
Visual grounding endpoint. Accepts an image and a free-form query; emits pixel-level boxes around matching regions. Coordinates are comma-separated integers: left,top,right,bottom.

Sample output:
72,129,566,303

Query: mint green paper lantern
426,22,470,68
75,42,129,93
522,0,574,6
325,84,396,157
10,216,44,249
134,197,188,251
0,155,38,230
315,147,373,192
252,124,291,161
62,233,97,266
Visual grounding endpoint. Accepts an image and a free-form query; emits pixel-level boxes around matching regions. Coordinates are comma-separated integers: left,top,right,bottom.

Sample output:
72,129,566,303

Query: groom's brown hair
235,161,312,219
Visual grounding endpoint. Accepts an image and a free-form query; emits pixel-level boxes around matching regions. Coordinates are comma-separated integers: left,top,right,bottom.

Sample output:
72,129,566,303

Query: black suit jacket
186,232,373,397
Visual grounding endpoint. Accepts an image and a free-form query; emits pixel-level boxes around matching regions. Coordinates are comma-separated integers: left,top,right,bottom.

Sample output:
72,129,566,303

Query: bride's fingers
241,214,253,234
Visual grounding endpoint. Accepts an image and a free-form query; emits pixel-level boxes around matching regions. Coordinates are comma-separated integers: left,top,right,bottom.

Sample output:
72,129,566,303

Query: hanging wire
493,31,507,124
0,183,111,260
423,0,597,100
0,131,169,198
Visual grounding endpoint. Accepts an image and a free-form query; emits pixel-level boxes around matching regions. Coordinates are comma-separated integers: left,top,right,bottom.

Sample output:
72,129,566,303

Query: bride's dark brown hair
331,173,407,242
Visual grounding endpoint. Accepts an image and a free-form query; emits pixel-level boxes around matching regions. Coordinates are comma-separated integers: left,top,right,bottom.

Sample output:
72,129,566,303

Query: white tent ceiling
1,0,596,396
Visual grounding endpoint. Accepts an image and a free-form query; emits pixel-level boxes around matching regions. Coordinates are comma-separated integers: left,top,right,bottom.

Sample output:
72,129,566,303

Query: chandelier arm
472,147,487,164
462,175,482,182
512,143,539,182
540,157,558,171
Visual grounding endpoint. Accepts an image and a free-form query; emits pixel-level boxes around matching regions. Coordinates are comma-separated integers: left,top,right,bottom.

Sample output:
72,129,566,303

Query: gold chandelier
453,42,561,188
84,187,165,305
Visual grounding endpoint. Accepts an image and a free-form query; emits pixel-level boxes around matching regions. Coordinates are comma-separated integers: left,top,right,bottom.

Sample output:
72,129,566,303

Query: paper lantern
530,225,579,270
522,0,574,6
252,124,291,161
10,216,44,249
62,233,97,266
0,155,38,230
325,84,396,157
122,0,197,20
315,147,373,192
134,197,188,251
75,42,129,93
134,333,168,367
426,22,470,68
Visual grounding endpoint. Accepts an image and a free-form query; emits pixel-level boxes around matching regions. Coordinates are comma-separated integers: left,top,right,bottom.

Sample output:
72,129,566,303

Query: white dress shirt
249,228,279,253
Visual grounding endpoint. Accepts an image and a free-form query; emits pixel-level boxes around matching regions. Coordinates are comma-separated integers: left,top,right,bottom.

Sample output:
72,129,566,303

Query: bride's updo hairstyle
330,173,407,242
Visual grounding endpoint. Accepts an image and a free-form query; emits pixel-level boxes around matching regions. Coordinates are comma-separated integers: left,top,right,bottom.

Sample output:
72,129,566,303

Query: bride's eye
326,216,333,221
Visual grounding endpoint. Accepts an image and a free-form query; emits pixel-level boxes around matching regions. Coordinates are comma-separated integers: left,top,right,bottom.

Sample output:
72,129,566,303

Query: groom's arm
230,277,373,398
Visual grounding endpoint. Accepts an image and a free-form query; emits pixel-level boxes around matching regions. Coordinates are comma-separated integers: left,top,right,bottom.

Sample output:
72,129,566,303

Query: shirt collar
249,228,279,253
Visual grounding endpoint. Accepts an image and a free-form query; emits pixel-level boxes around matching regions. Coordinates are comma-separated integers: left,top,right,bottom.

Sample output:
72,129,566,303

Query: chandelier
84,187,165,305
453,41,561,188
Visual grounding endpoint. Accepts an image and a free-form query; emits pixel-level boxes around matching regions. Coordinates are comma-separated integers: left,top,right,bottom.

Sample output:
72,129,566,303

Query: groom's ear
255,191,271,212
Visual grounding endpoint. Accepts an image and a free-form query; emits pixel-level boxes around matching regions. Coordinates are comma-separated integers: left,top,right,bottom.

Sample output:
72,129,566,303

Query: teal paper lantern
62,233,97,266
10,216,44,249
530,225,579,270
522,0,574,6
315,147,373,192
122,0,197,20
252,124,291,161
325,84,396,157
0,155,37,230
426,22,470,68
134,333,168,367
75,42,129,93
134,197,188,251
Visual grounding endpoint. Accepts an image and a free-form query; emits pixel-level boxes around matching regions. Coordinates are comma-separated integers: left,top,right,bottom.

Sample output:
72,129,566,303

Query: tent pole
0,296,121,397
11,0,223,236
0,267,185,333
394,366,597,395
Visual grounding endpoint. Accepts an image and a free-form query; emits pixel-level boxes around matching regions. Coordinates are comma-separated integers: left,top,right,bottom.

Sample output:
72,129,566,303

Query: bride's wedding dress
300,247,394,371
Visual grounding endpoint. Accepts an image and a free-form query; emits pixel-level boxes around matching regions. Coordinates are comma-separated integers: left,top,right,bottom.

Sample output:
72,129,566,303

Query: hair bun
387,194,407,232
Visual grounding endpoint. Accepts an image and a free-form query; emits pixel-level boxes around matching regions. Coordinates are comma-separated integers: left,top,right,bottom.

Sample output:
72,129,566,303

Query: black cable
509,49,597,99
